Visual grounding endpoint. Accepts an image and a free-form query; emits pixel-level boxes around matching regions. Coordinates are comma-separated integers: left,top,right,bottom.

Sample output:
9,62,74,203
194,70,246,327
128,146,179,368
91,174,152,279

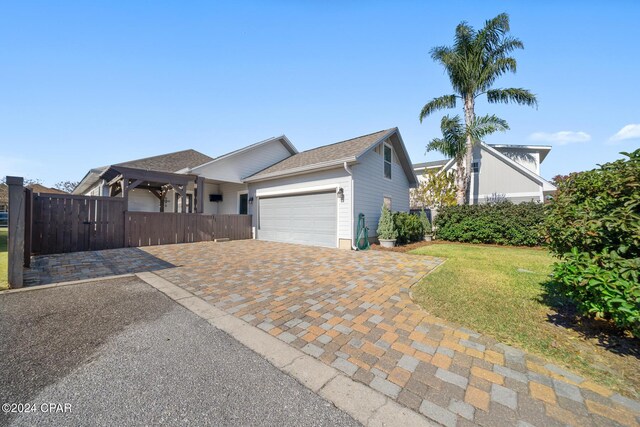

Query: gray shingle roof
247,129,394,180
115,149,213,173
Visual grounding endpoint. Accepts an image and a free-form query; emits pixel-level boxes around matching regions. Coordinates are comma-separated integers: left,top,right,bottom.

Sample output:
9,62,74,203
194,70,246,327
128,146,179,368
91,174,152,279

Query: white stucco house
73,128,418,248
412,142,557,207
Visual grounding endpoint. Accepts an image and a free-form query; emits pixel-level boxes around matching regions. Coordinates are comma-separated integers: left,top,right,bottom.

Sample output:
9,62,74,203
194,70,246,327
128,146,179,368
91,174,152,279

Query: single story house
73,128,418,248
412,142,557,207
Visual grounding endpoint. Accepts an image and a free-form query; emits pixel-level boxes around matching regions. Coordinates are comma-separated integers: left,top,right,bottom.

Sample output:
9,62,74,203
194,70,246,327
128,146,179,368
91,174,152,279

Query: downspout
343,162,358,250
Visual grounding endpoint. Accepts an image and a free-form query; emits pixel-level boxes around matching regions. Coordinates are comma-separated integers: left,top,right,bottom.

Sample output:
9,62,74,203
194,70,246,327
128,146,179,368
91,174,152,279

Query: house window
239,193,248,215
471,161,479,173
383,144,392,179
383,197,392,210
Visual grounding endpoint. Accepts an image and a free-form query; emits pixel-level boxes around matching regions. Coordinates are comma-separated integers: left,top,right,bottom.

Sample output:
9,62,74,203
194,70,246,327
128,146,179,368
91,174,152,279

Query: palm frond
426,115,467,159
469,114,510,141
419,95,457,122
486,88,538,108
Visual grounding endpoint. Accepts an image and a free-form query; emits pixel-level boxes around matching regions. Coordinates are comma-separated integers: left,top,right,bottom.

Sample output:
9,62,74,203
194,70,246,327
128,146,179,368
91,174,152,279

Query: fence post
7,176,25,288
23,187,32,268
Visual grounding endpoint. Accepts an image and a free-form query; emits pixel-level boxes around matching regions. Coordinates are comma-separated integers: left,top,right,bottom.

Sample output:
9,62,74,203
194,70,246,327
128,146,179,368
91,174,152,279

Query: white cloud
528,131,591,145
608,124,640,143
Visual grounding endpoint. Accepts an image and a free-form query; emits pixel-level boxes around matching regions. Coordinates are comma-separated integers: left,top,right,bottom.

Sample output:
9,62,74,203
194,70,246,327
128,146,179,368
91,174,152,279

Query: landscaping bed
410,243,640,399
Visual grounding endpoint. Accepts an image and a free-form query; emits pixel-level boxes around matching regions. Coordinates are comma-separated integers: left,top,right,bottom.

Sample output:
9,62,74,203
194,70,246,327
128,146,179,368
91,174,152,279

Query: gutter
343,162,358,251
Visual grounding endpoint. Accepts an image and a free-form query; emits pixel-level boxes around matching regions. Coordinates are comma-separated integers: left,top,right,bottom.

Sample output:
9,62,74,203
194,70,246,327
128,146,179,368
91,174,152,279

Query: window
471,161,479,173
383,197,392,210
239,193,248,215
383,144,392,179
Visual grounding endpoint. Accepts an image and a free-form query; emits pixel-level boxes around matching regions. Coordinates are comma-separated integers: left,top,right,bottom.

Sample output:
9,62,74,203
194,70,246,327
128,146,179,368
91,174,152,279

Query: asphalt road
0,278,358,426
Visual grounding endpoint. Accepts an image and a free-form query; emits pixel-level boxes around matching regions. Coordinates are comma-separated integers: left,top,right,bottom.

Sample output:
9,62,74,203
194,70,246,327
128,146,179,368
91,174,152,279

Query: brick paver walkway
28,240,640,426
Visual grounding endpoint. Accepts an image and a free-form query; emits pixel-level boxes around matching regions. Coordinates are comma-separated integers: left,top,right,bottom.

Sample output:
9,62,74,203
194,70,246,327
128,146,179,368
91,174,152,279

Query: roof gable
188,136,297,174
245,128,418,186
441,143,556,191
246,129,393,180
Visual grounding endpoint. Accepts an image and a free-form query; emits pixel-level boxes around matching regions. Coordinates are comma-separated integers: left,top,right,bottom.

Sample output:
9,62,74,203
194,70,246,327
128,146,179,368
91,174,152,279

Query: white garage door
258,191,337,247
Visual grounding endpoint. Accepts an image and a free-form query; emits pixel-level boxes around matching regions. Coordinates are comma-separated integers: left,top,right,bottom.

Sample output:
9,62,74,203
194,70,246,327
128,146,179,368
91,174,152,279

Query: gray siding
447,145,543,204
193,139,292,183
352,143,410,237
218,182,249,215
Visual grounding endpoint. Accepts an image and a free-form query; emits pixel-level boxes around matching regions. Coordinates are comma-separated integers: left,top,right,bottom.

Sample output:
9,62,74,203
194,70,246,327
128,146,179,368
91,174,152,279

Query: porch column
195,177,205,214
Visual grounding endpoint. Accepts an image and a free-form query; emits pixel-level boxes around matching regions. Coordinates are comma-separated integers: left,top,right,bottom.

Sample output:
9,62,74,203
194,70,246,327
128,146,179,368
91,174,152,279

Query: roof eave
244,157,357,182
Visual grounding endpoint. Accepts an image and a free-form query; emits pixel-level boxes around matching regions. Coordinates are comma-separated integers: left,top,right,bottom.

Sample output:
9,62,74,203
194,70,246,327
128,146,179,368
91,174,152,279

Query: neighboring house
412,143,556,207
73,128,418,248
26,184,68,195
0,183,67,212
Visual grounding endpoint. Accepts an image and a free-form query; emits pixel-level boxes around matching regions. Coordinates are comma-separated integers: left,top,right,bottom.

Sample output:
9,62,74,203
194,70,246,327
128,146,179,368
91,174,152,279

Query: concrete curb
0,273,136,294
135,272,439,427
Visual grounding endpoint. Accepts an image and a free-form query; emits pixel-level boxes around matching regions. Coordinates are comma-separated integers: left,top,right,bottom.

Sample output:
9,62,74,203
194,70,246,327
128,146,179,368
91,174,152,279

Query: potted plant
419,209,433,241
377,205,398,248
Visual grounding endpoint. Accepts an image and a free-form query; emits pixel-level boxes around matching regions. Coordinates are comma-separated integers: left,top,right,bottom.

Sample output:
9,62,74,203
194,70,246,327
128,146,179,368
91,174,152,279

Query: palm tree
420,13,537,204
428,114,509,203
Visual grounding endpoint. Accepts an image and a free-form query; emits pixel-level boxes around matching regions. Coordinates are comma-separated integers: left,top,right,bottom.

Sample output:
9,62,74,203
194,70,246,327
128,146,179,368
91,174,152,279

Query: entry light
337,188,344,202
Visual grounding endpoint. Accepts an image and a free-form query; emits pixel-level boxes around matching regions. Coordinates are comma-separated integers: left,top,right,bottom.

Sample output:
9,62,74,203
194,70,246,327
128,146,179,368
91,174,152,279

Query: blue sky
1,1,639,186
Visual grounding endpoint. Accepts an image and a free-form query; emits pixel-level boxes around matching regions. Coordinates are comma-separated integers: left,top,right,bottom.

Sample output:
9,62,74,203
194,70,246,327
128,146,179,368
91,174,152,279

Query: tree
411,168,457,209
54,180,79,193
426,114,509,203
419,13,537,204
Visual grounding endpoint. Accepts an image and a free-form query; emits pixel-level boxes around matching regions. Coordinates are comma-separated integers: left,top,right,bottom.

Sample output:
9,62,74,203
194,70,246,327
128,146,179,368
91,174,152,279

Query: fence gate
31,193,126,255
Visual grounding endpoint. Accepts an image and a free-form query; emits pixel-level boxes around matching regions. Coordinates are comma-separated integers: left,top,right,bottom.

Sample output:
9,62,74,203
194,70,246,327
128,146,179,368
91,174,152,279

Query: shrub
377,205,398,240
545,149,640,336
393,212,424,245
434,201,545,246
419,210,432,235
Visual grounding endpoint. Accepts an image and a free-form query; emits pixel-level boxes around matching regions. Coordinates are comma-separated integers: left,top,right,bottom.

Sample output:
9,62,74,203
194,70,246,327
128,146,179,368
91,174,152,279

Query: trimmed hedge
392,212,424,245
434,202,545,246
544,149,640,337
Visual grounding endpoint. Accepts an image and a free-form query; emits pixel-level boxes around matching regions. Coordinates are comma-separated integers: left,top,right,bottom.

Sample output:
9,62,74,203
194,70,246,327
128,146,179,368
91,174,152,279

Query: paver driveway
28,240,640,426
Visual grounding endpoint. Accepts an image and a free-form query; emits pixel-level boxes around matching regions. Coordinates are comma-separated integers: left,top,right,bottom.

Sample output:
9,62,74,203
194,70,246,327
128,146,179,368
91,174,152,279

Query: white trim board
256,184,340,198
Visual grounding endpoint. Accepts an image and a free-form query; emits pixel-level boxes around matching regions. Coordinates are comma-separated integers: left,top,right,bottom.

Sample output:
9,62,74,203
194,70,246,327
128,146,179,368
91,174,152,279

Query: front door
239,193,248,215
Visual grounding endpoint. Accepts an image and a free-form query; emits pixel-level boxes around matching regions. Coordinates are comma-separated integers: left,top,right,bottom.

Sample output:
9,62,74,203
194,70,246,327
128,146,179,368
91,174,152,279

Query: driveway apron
28,240,640,427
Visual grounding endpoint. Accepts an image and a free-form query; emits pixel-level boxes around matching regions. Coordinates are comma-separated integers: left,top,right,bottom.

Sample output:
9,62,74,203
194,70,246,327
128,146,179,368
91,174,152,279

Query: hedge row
434,202,545,246
544,149,640,337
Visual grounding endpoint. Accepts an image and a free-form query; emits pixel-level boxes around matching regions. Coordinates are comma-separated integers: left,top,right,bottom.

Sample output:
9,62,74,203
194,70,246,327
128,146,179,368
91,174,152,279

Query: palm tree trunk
460,96,476,205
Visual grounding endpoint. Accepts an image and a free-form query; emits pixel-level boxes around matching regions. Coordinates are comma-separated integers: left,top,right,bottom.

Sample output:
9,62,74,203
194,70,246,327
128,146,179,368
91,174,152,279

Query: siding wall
218,182,249,215
352,143,410,237
201,183,220,215
193,139,293,183
248,168,352,241
493,147,540,173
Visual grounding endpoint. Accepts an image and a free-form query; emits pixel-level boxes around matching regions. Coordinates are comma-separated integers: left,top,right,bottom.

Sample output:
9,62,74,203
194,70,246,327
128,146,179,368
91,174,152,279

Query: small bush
393,212,424,245
419,210,432,234
377,205,398,240
545,149,640,336
435,202,545,246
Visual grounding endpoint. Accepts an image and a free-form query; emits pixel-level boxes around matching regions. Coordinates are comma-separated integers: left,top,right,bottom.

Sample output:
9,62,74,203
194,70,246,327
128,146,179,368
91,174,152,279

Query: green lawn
0,228,7,290
410,243,639,397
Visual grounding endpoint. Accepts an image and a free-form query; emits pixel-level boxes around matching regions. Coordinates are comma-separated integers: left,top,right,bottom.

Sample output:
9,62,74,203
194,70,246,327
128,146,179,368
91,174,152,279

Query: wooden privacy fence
28,192,252,255
31,193,126,255
125,212,252,247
